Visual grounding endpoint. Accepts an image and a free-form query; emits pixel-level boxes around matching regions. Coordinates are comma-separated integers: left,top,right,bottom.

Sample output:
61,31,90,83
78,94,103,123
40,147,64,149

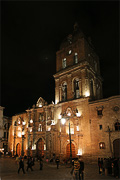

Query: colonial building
8,24,120,162
0,106,11,154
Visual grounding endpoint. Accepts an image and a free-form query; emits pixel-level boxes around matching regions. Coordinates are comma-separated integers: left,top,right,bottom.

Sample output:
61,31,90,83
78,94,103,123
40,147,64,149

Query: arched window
62,58,66,68
99,142,105,149
74,79,80,98
115,122,120,131
62,82,67,101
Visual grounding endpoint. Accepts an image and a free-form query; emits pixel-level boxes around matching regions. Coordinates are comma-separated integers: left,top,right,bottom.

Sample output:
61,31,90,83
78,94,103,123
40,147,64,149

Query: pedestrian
26,156,33,171
55,157,60,169
98,158,101,174
73,157,80,180
39,158,43,170
18,157,25,174
78,157,84,180
31,157,35,169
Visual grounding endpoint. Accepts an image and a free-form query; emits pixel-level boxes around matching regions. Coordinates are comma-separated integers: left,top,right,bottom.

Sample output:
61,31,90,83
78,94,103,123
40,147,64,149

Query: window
62,82,67,101
38,124,42,132
99,125,102,130
76,126,79,131
99,142,105,149
74,53,78,64
69,50,72,54
74,79,80,98
4,132,6,138
115,122,120,131
62,58,66,68
97,110,103,116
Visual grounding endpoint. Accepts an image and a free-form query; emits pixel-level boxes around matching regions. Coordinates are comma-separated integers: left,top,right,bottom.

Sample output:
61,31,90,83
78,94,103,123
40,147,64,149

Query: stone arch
72,77,81,99
61,81,67,101
113,139,120,158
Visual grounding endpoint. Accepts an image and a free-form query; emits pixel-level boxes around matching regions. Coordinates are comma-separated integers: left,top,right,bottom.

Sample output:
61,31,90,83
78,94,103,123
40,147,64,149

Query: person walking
18,157,25,174
26,156,33,171
39,158,43,170
73,158,80,180
78,158,84,180
55,157,60,169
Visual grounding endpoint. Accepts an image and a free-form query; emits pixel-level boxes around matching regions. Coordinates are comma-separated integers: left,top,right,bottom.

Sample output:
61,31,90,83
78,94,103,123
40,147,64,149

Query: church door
16,143,21,156
36,138,44,158
113,139,120,158
66,143,75,159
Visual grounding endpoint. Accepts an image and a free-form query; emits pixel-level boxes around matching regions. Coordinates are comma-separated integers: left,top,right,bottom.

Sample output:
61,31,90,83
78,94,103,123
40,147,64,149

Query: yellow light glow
22,131,24,135
85,91,90,97
32,144,36,150
67,112,71,116
59,114,62,119
22,121,26,125
30,119,33,123
76,126,79,131
44,144,46,150
18,132,21,137
76,112,81,117
61,118,66,125
77,149,82,155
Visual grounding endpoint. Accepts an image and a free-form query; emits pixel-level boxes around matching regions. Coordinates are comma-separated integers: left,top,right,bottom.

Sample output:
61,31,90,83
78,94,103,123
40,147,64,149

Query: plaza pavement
0,156,117,180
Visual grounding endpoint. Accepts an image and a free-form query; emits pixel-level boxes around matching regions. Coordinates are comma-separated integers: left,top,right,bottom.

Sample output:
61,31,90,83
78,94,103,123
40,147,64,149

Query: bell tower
54,23,103,104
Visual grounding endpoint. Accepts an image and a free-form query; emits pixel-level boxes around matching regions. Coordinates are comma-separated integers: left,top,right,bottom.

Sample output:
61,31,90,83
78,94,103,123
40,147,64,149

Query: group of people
98,157,120,178
17,156,35,174
70,157,84,180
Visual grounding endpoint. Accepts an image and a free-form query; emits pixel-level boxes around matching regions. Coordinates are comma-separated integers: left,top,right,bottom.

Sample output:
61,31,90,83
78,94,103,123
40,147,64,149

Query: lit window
74,53,78,64
99,142,105,149
62,58,66,68
47,126,51,131
69,50,72,54
76,126,79,131
38,124,42,132
71,128,74,134
99,125,102,130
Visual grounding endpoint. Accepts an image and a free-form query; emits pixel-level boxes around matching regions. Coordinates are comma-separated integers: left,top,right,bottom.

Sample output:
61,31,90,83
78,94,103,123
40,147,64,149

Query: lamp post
59,108,80,164
107,126,113,157
13,122,17,156
22,132,25,156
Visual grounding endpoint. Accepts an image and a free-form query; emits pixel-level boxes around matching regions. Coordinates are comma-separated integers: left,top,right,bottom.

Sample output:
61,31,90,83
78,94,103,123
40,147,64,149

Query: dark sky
1,1,119,117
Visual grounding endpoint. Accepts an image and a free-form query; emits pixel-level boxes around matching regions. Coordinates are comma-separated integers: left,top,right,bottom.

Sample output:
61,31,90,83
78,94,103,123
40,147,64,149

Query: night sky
1,1,119,117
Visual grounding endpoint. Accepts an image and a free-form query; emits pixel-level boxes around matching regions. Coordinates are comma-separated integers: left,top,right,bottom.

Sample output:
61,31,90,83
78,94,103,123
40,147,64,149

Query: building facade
0,106,11,154
8,25,120,162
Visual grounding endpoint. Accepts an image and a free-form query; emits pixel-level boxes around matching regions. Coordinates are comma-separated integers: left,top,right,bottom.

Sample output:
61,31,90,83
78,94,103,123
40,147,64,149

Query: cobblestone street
0,157,117,180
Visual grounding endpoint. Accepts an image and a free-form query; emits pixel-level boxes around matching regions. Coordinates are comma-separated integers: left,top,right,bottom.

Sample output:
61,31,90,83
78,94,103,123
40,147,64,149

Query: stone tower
54,24,103,104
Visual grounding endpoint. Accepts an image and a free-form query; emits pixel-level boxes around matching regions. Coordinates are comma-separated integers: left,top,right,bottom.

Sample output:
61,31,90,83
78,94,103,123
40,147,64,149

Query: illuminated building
8,24,120,161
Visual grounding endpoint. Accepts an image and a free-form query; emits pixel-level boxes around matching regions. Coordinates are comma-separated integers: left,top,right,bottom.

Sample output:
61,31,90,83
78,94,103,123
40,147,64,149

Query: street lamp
13,121,17,156
22,131,25,156
59,108,80,164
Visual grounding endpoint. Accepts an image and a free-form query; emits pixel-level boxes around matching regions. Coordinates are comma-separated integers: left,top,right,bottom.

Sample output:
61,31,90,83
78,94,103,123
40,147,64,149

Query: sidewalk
0,157,117,180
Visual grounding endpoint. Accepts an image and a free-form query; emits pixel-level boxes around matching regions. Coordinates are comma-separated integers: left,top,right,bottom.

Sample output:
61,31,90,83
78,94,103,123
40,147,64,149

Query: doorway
113,139,120,158
66,143,75,159
16,143,21,156
36,138,44,158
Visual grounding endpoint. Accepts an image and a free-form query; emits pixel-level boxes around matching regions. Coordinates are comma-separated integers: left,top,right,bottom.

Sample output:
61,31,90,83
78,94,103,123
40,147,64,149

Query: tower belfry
54,24,103,104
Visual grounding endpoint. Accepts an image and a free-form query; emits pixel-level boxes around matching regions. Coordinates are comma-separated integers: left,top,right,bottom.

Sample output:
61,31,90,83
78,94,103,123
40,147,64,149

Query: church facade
8,25,120,162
